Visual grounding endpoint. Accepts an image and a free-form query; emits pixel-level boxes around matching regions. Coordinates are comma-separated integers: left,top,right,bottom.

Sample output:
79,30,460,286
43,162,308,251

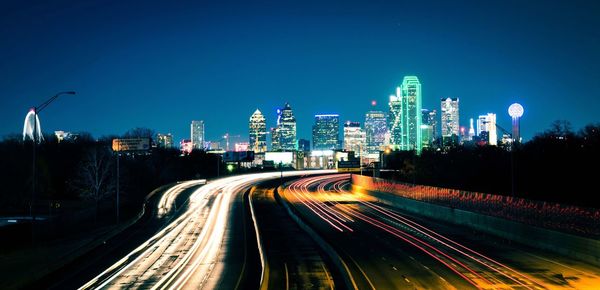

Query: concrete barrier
351,175,600,267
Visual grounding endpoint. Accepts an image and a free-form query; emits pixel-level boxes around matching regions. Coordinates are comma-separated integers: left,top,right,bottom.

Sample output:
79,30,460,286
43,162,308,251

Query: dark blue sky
1,0,599,143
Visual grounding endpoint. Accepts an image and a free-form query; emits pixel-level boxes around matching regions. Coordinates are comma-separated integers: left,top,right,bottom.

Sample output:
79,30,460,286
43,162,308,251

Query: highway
281,174,600,289
249,179,338,289
79,170,333,290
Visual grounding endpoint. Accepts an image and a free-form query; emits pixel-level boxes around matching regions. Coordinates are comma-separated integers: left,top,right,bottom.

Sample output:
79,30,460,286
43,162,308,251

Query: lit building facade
440,97,459,143
421,109,437,148
249,109,267,153
190,120,205,150
420,125,433,149
428,109,438,142
477,113,497,145
234,142,250,152
468,118,475,141
55,130,77,143
389,76,422,153
271,102,297,151
365,111,387,154
208,141,221,150
156,133,174,149
313,114,340,150
180,139,193,155
388,89,402,150
298,138,310,151
343,121,366,156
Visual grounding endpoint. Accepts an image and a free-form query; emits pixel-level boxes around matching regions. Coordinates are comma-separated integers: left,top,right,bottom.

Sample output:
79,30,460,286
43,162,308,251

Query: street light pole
116,142,120,224
30,91,76,245
280,161,283,186
31,107,37,244
359,143,363,176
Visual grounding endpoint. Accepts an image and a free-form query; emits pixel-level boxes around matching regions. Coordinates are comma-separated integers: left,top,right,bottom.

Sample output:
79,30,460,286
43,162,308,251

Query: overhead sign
112,138,150,152
223,151,255,162
337,160,360,168
337,160,360,172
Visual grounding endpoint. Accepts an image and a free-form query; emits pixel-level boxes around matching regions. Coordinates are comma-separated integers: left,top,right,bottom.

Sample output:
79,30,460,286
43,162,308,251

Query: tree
547,120,574,138
580,123,600,148
124,127,155,139
71,145,115,222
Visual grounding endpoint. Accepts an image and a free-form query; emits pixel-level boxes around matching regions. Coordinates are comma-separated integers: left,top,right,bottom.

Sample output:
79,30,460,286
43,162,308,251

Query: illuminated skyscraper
401,76,423,152
249,109,267,153
389,76,422,153
156,133,174,149
343,121,366,156
489,114,497,145
477,113,497,145
365,111,387,154
313,114,340,150
428,110,438,142
271,102,297,151
468,118,475,141
190,120,205,150
388,89,402,149
298,139,310,151
440,98,459,144
420,124,433,149
421,109,437,147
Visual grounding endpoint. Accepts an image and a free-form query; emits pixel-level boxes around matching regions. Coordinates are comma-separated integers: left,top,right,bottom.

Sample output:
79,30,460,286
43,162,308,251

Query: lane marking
284,262,290,290
320,262,334,290
346,253,376,290
233,187,250,290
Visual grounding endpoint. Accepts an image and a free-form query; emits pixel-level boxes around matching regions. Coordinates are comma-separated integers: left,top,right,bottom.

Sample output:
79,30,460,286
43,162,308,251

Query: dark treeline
382,121,600,208
0,128,223,218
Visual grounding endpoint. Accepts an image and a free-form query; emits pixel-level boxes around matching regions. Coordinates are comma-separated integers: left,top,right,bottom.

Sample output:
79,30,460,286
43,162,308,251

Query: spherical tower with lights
508,103,524,144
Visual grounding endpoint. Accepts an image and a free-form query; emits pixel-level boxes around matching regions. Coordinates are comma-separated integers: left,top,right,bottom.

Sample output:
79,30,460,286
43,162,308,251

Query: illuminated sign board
112,138,150,152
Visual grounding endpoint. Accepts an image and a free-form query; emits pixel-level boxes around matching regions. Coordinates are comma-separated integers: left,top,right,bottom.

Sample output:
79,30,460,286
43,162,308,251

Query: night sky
1,0,599,144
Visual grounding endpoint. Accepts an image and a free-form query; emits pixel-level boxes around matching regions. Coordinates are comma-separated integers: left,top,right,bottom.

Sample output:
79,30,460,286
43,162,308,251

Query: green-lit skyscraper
388,76,422,153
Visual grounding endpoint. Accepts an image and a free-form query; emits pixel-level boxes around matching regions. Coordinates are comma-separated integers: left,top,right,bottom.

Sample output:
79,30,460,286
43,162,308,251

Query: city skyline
3,2,600,289
2,1,600,144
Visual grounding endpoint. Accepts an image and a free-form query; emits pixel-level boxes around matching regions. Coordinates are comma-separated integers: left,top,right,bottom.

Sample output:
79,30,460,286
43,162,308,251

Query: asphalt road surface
250,178,339,289
79,170,334,290
280,174,600,289
33,180,206,290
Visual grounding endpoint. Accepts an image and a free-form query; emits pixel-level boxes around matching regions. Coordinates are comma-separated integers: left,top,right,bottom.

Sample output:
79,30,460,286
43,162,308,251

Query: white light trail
80,170,334,290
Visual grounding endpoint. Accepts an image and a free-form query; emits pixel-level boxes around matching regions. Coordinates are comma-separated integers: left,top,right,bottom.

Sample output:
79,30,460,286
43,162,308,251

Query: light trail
327,176,544,288
286,176,354,232
157,180,206,217
80,170,334,290
282,174,555,289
